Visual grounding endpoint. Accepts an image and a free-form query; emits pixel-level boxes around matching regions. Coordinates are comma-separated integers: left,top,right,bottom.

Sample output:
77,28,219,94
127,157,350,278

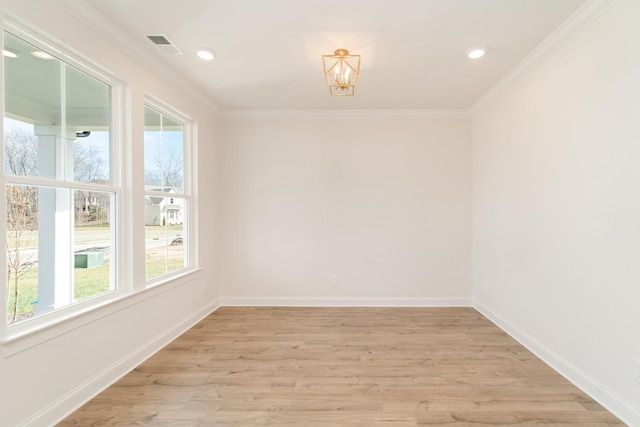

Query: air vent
145,34,184,55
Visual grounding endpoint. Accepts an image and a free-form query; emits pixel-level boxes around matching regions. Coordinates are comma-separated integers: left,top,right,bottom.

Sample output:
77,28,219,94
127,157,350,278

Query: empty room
0,0,639,425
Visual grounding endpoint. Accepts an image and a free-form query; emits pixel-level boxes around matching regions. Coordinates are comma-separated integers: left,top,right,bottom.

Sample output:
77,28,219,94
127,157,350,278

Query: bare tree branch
74,142,108,183
4,125,38,176
6,184,37,323
153,152,183,190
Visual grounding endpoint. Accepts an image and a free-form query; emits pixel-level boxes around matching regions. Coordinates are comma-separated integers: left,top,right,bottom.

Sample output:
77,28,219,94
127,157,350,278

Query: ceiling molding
469,0,618,114
219,109,470,119
50,0,220,112
40,0,606,115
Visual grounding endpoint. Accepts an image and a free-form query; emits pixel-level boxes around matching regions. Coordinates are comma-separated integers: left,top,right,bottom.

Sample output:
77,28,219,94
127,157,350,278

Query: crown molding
50,0,220,113
42,0,616,117
219,109,470,119
470,0,618,114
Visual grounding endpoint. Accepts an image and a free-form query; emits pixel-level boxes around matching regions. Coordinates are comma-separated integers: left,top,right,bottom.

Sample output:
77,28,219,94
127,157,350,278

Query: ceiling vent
145,34,184,55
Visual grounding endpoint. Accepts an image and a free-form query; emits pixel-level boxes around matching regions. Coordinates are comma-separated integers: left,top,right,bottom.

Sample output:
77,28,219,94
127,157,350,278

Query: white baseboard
474,298,640,427
32,297,637,425
22,299,221,427
220,296,473,307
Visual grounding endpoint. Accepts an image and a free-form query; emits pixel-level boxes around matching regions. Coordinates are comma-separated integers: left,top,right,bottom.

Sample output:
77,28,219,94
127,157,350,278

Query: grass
145,256,185,281
6,261,112,323
6,238,186,324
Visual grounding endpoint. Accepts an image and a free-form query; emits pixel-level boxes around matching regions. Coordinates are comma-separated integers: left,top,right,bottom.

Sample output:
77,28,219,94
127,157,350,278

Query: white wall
472,0,640,424
0,1,219,425
219,113,471,305
6,0,639,424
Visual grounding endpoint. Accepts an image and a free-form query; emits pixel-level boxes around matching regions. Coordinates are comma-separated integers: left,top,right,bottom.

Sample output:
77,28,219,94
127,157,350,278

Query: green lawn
6,224,186,324
145,255,184,281
6,262,112,323
7,255,185,324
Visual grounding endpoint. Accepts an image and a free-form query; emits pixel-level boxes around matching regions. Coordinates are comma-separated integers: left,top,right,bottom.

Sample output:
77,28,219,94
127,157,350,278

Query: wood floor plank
58,307,625,426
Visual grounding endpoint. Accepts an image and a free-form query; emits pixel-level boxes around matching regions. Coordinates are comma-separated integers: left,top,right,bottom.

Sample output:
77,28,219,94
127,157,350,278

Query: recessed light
31,50,54,60
467,48,485,59
3,49,18,58
197,49,216,61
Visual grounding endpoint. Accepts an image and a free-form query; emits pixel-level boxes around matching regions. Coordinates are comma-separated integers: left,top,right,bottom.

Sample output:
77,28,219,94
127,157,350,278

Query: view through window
143,105,187,281
4,31,115,324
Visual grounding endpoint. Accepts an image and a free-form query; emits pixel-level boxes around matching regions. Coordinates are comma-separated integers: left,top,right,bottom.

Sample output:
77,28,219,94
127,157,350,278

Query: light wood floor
59,307,624,426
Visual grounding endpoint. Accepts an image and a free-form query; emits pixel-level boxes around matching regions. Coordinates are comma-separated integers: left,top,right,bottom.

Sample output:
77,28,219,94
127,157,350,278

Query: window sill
145,267,200,289
1,267,202,358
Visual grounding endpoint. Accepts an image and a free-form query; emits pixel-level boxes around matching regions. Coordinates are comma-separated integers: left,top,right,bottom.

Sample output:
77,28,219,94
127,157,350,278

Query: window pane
73,131,111,184
143,107,162,188
74,190,113,302
145,196,186,280
4,33,112,184
67,65,111,184
144,107,184,192
6,185,39,323
4,32,62,178
4,31,116,324
6,185,116,324
4,118,38,176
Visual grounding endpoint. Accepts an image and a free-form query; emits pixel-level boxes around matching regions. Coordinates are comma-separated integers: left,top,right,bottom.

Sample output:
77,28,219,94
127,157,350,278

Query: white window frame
0,21,125,344
143,97,196,286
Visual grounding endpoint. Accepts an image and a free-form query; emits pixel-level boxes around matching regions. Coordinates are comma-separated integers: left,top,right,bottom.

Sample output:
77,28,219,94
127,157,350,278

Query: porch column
34,125,73,314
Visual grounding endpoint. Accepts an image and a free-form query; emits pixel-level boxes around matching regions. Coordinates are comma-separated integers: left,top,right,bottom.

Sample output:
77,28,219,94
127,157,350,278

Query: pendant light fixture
322,48,360,96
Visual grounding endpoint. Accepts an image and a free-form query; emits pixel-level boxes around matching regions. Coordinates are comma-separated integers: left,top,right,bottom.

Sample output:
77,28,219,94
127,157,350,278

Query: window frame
0,20,200,354
0,22,125,341
142,97,195,286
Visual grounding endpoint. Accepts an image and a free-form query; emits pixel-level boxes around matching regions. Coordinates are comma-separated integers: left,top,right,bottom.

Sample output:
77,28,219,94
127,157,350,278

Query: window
143,104,189,281
3,31,117,324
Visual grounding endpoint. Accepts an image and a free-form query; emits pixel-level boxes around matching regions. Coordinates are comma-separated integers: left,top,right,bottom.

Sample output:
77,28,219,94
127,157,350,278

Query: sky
4,116,184,185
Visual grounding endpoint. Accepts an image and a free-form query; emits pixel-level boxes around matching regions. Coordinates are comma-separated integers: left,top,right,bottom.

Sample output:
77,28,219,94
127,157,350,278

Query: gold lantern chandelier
322,48,360,96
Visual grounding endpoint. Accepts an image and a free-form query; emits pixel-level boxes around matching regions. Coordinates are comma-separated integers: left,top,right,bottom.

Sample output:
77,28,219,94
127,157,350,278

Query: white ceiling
79,0,587,111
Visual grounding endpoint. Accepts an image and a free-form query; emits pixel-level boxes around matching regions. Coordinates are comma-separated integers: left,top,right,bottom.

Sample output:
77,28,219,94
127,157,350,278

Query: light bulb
197,49,216,61
467,49,485,59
